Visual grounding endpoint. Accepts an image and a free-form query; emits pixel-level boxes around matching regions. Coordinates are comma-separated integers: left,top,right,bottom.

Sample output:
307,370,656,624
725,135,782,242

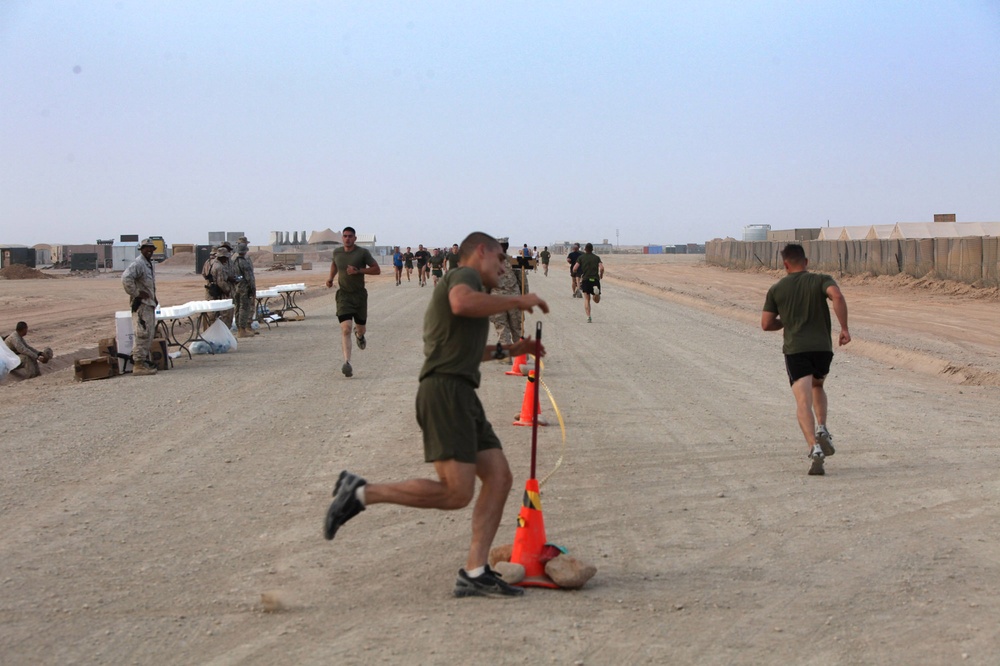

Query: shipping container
113,245,139,271
0,247,37,268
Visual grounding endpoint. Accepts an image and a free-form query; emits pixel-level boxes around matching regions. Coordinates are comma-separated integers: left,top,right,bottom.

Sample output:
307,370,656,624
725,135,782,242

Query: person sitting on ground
5,322,52,379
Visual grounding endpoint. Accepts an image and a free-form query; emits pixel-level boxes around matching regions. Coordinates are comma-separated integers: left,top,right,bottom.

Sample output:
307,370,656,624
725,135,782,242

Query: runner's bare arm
827,285,851,345
761,311,782,331
481,336,546,362
449,284,549,317
326,261,338,288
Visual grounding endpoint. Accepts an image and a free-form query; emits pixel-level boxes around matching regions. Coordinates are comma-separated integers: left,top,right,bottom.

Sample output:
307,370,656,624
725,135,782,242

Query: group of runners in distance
324,229,849,598
391,244,460,288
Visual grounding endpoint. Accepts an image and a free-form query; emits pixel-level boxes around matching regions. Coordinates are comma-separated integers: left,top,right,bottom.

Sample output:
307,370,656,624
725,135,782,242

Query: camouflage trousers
490,308,523,346
12,354,40,378
132,303,156,364
234,287,255,330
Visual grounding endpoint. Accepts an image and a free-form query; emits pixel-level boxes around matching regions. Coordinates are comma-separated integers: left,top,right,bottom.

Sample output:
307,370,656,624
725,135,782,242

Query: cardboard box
98,337,117,358
74,356,118,382
150,338,170,371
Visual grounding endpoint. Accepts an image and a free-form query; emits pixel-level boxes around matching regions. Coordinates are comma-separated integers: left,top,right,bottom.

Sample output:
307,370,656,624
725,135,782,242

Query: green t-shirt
576,253,602,280
419,267,488,387
540,250,550,264
429,254,446,271
333,246,375,293
763,271,838,354
446,251,460,270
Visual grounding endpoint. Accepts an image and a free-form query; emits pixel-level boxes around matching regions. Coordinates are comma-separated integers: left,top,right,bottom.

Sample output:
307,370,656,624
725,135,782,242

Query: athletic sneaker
587,316,592,323
808,445,825,476
453,566,525,598
815,426,835,457
356,333,367,350
341,361,352,378
324,471,367,540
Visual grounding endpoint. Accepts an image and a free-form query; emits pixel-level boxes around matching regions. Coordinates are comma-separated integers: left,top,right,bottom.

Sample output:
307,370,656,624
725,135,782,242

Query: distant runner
761,243,851,476
327,227,381,378
573,243,604,323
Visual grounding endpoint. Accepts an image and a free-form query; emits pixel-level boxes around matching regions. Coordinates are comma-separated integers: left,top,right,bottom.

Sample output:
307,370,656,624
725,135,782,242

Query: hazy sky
2,1,998,248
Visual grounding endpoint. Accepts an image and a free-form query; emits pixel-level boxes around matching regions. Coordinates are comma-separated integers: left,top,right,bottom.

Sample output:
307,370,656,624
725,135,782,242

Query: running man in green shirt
762,243,851,476
573,243,604,323
326,227,381,378
324,232,548,598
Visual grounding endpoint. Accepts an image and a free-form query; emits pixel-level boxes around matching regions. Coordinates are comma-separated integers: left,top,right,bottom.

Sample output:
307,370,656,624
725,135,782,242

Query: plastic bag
200,319,238,353
0,340,20,380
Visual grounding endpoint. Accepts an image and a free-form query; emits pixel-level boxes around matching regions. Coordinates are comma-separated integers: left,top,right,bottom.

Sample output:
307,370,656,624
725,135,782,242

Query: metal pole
530,321,542,479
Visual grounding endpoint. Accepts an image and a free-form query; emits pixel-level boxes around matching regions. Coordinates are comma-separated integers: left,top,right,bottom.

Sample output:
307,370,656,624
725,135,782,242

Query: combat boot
133,362,157,376
238,327,253,339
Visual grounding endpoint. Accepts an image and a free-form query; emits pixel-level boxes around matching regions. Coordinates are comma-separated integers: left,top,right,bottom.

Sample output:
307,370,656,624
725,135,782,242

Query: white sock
466,566,486,578
355,486,366,506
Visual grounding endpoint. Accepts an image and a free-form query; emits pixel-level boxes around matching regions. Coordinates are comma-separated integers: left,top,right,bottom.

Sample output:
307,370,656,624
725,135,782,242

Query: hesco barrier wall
706,237,1000,287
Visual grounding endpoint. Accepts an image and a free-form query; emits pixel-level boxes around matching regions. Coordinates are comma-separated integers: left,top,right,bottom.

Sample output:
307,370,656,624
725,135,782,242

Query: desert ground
2,253,999,665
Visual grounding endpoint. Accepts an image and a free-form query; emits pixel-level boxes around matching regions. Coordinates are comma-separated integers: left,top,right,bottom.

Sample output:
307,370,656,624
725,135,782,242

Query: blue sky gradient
2,1,998,248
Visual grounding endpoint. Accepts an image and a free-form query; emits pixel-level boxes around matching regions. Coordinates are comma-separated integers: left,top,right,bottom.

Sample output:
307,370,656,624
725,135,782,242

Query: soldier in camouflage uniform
202,248,218,298
488,238,528,351
210,246,237,327
233,242,257,338
4,322,51,379
121,238,159,376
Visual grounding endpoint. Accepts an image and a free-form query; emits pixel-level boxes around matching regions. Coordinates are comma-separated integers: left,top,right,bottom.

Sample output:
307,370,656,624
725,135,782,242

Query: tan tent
817,227,847,241
841,225,873,240
308,229,341,245
865,225,895,240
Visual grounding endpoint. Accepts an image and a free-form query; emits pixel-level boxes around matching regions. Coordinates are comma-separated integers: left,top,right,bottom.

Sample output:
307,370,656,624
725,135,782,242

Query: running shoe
587,316,592,323
356,333,367,350
453,566,525,598
342,361,352,378
808,445,825,476
324,471,367,540
815,426,835,457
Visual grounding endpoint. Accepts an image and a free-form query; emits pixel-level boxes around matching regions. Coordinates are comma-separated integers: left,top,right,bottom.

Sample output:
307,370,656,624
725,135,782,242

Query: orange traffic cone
506,351,528,376
510,478,558,588
513,371,547,426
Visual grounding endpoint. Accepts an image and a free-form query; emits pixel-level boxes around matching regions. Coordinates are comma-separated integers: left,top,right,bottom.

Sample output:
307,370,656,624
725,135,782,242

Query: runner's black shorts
580,277,601,295
784,351,833,386
338,313,367,325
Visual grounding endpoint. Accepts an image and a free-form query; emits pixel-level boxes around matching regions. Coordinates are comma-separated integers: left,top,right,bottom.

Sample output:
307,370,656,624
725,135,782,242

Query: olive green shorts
416,374,502,463
335,288,368,321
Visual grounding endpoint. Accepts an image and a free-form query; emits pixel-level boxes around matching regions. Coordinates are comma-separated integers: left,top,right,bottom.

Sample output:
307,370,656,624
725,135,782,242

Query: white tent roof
865,225,895,240
841,225,872,240
817,227,846,241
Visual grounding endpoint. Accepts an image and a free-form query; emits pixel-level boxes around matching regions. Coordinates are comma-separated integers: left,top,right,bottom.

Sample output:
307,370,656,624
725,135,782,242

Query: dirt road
2,256,998,664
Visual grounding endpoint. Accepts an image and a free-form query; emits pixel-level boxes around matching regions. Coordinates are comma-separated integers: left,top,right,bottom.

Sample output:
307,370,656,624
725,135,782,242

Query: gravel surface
2,256,998,664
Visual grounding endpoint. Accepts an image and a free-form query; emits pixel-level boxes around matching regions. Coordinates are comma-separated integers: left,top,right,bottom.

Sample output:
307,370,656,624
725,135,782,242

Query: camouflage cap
139,238,156,249
216,247,232,258
219,241,233,250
